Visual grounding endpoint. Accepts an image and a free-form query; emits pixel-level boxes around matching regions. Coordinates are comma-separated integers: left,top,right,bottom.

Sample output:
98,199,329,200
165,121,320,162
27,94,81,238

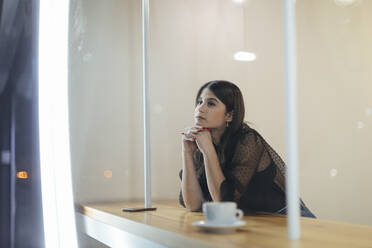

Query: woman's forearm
203,147,226,202
181,152,203,211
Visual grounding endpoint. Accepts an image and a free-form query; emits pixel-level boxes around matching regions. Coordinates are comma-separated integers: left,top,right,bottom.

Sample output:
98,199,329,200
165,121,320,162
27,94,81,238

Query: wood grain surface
76,200,372,248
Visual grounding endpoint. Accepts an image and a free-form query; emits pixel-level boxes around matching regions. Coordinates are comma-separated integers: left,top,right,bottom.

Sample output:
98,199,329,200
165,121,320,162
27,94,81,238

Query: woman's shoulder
229,123,265,164
236,123,262,145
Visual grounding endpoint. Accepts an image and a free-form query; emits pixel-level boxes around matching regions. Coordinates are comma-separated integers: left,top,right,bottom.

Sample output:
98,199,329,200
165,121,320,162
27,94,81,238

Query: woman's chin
195,120,207,127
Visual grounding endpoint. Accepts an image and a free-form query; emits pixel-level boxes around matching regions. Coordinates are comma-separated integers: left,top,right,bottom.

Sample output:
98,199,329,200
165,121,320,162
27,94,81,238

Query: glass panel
297,0,372,225
68,0,142,245
149,0,287,203
68,3,372,246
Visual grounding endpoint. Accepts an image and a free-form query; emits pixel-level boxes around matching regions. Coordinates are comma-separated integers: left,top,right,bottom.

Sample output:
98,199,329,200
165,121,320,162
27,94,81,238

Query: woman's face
194,88,232,128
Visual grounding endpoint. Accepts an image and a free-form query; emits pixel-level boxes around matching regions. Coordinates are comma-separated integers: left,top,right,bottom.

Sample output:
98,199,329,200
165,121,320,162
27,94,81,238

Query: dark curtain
0,0,44,247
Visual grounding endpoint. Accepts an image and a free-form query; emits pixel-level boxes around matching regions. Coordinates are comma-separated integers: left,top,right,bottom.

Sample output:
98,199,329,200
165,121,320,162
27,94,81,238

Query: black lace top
179,123,288,215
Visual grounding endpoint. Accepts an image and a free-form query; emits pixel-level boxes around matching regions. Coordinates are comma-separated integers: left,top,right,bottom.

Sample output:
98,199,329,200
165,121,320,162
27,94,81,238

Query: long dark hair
194,80,250,170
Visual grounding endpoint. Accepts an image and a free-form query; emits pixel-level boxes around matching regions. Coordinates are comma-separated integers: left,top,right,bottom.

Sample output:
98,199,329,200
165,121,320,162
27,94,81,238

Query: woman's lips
195,116,206,120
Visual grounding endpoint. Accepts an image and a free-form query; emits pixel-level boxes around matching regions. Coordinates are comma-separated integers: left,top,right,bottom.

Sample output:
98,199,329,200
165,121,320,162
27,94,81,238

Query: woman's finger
184,131,197,139
183,135,196,141
184,127,196,134
181,126,207,138
190,127,201,133
184,125,205,132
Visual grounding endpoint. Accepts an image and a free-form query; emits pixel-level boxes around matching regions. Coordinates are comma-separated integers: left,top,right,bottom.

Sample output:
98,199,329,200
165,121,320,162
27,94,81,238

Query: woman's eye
207,102,215,106
197,100,202,105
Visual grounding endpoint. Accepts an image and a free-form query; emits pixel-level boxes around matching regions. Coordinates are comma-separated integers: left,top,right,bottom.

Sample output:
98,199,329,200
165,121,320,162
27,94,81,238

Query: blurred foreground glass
296,0,372,225
39,0,77,246
68,4,372,247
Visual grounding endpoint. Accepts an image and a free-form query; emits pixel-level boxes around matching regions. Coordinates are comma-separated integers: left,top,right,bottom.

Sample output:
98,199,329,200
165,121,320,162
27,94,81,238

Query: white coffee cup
202,202,243,225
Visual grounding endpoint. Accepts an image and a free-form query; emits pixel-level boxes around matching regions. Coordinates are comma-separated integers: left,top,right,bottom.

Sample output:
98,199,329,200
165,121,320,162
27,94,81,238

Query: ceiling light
233,51,256,62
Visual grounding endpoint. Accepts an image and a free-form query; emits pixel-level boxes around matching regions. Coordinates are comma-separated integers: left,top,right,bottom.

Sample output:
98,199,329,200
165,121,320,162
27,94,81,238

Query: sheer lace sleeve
220,130,272,203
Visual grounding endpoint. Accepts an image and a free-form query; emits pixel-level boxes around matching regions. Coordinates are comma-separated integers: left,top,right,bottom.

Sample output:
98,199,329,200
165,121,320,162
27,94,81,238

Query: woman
179,80,316,218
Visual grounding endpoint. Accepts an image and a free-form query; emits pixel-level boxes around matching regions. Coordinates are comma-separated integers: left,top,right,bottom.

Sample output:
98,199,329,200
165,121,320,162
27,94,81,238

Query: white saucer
192,220,246,233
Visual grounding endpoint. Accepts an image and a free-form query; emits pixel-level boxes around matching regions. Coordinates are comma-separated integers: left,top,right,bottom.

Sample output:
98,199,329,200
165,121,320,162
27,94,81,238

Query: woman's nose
195,105,206,113
197,103,207,113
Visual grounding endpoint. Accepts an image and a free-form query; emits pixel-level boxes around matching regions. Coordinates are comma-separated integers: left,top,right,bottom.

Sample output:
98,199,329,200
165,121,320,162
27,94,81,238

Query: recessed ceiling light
232,0,246,4
233,51,256,62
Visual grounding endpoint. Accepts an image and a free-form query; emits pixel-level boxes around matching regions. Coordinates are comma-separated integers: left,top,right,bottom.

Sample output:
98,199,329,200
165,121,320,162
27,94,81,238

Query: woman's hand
181,126,199,154
181,126,213,155
194,127,213,155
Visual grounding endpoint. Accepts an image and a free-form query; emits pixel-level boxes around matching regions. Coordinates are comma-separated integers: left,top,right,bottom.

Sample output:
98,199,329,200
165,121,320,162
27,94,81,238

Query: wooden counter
76,200,372,248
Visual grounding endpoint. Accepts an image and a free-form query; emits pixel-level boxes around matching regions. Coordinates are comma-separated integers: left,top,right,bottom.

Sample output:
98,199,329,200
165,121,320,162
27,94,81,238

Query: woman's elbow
188,206,201,212
185,203,202,212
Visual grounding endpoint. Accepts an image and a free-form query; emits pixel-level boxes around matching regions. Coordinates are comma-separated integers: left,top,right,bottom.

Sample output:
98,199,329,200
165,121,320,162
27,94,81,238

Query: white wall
69,0,372,227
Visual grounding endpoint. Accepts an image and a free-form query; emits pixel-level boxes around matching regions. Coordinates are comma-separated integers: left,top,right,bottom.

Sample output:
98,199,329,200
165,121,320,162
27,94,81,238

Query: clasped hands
181,126,213,154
